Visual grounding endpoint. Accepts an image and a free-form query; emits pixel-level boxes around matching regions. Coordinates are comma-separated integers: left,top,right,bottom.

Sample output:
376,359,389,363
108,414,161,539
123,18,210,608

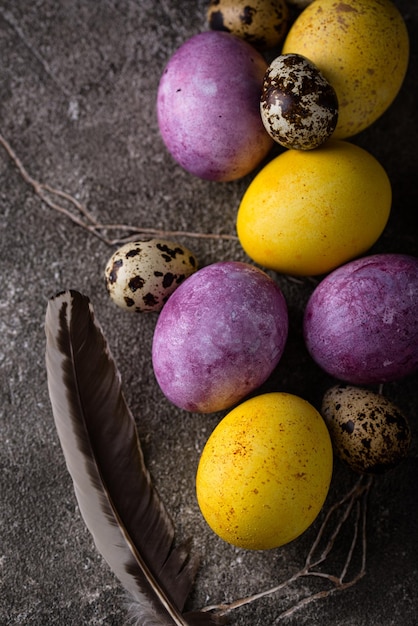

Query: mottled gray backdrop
1,1,417,624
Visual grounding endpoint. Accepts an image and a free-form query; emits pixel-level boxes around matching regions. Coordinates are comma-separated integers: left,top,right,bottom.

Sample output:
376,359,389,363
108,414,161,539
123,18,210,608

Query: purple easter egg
157,31,273,181
152,261,288,412
303,254,418,384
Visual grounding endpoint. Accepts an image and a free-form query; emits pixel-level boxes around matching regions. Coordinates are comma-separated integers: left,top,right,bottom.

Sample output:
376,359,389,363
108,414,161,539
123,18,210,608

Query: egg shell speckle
260,53,338,150
104,239,198,312
207,0,289,50
321,385,411,474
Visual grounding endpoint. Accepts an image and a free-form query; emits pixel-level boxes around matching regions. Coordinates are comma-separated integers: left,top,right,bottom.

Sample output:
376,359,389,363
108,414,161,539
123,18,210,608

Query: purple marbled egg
303,254,418,384
157,31,273,181
152,261,288,413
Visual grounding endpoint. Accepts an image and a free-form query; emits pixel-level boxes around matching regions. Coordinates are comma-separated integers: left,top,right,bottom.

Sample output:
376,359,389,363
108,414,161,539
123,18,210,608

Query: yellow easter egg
196,392,333,550
282,0,409,139
236,140,391,276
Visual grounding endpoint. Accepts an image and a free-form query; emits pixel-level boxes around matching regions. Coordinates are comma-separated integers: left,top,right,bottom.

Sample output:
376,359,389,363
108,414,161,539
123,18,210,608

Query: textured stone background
0,1,417,624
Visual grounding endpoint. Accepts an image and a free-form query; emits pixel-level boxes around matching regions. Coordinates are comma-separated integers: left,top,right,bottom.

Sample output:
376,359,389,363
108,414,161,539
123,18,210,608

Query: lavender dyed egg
157,31,273,181
152,261,288,413
303,254,418,384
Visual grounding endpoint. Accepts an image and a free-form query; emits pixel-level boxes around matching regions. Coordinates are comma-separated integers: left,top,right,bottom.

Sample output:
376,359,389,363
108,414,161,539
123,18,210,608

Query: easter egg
207,0,289,50
321,385,411,474
157,31,273,181
196,392,333,550
236,140,391,276
152,261,288,413
282,0,409,138
104,239,198,312
304,254,418,384
260,53,338,150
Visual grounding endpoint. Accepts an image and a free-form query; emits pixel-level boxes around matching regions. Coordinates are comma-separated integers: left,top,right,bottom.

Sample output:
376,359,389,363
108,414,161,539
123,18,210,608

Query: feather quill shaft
45,290,224,625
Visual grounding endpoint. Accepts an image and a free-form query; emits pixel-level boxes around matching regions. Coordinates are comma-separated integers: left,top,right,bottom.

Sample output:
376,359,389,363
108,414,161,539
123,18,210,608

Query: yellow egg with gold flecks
236,140,391,276
282,0,409,139
196,392,333,550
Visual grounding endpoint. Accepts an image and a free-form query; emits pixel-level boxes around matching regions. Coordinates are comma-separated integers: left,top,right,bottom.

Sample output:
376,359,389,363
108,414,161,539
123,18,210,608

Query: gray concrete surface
1,1,417,624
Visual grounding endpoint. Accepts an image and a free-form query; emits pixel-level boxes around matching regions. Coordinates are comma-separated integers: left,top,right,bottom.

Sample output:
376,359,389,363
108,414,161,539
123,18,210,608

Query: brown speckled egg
207,0,289,50
260,53,338,150
321,385,411,475
104,239,198,312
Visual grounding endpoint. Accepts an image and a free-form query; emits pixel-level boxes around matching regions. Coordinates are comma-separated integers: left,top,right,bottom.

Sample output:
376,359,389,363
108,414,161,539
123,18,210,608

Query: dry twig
202,474,374,622
0,131,238,246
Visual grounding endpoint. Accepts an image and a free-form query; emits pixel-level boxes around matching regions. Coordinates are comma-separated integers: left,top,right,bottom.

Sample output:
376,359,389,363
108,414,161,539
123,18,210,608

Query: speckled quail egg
321,385,411,475
260,53,338,150
207,0,289,50
104,239,198,312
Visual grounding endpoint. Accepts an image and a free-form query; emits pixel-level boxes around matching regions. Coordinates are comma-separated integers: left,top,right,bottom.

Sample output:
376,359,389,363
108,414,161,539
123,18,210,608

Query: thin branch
273,585,342,623
202,474,374,622
304,476,367,570
276,496,368,624
0,131,239,246
41,183,99,225
339,501,361,582
92,223,239,244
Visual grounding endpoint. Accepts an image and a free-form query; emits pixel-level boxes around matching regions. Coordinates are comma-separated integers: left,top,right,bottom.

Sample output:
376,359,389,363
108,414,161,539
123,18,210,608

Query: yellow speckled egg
207,0,289,50
196,392,333,550
236,140,391,276
282,0,409,138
